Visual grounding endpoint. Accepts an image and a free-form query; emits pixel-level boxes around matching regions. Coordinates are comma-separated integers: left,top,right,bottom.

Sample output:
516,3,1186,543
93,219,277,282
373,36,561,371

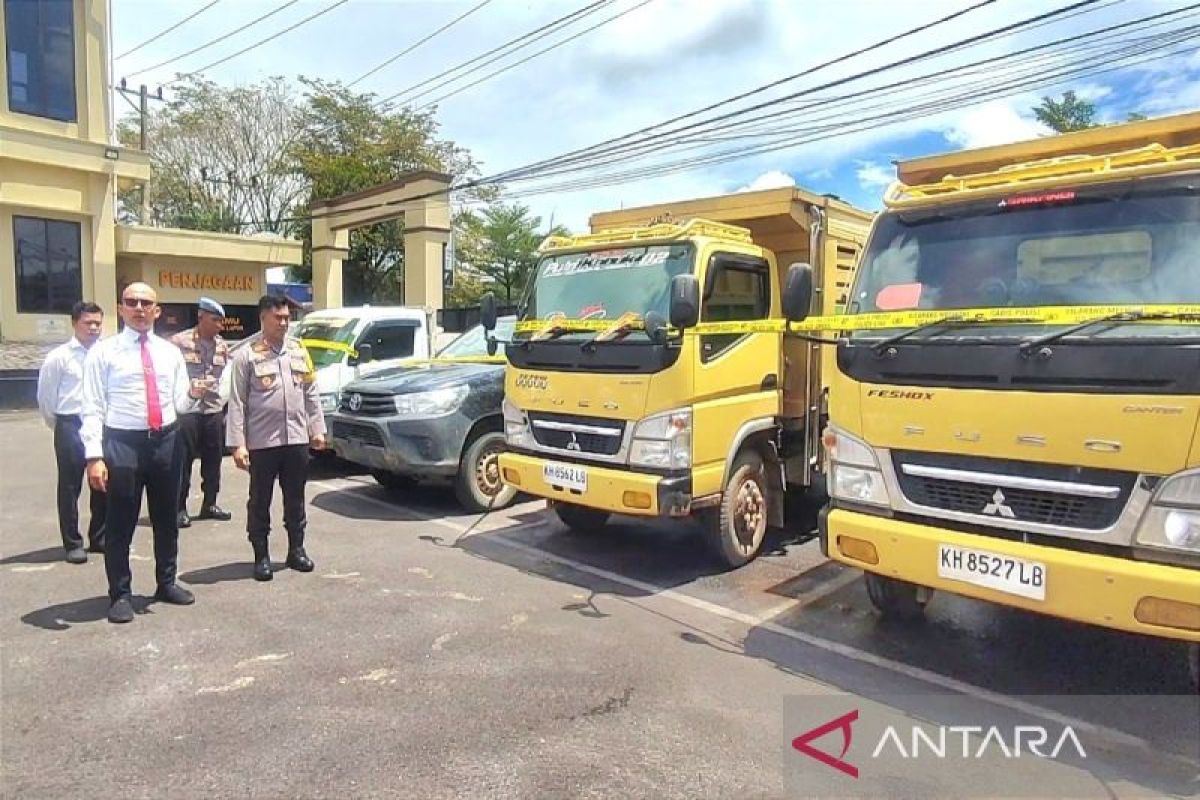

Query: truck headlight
320,392,339,413
503,398,533,449
825,425,890,508
392,384,468,419
629,408,691,470
1136,471,1200,553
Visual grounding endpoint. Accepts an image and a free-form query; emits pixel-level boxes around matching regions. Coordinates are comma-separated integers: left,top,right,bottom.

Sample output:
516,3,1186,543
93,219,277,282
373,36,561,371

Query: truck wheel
553,503,610,532
705,449,769,569
455,431,517,512
372,470,415,491
865,572,929,622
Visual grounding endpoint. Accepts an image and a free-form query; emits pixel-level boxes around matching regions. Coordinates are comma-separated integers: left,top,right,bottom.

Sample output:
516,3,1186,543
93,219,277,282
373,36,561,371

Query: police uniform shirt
171,327,230,415
226,337,326,451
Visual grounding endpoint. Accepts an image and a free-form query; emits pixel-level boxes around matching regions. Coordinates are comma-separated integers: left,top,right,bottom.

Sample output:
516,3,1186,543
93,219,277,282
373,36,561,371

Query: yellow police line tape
300,338,504,365
301,338,357,356
512,304,1200,336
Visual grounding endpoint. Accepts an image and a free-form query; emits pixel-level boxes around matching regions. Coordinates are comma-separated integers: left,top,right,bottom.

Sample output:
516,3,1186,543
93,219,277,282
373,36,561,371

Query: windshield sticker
542,247,672,278
876,283,923,310
579,304,607,320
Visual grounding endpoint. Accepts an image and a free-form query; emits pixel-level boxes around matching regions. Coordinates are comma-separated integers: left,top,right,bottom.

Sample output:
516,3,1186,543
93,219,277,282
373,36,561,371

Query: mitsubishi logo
348,393,363,412
566,432,582,452
982,488,1016,518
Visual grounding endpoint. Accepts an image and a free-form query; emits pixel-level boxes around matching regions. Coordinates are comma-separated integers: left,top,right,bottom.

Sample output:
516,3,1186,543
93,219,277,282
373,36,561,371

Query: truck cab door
690,252,782,499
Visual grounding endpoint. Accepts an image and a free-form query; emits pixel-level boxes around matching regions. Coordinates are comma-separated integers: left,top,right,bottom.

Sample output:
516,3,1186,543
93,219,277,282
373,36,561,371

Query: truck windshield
437,319,515,358
291,317,357,368
520,243,694,339
850,178,1200,340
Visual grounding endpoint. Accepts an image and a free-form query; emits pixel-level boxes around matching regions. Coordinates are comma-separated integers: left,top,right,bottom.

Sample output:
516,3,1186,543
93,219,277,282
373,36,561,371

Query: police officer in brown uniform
226,295,327,581
171,297,233,527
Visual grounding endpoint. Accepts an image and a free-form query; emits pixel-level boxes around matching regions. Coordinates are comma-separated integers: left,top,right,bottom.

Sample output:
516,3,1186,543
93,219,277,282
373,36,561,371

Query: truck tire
372,470,415,491
865,572,929,621
553,503,610,532
454,431,517,513
705,449,770,569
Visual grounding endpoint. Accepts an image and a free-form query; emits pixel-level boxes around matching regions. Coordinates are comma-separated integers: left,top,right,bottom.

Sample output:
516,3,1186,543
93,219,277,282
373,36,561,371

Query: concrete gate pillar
309,171,452,310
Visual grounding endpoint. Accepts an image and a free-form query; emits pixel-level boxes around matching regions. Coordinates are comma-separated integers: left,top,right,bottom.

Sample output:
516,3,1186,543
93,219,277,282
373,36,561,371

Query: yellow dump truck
482,187,871,567
817,112,1200,684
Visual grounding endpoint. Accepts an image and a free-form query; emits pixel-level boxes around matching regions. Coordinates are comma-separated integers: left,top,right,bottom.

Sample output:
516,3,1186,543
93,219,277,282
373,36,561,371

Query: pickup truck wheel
553,503,610,532
705,450,769,569
372,470,416,491
865,572,929,622
455,431,517,512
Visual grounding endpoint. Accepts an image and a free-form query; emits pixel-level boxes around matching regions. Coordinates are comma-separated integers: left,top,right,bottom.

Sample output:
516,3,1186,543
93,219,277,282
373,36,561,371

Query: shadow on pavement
179,561,286,585
0,547,63,565
20,594,155,630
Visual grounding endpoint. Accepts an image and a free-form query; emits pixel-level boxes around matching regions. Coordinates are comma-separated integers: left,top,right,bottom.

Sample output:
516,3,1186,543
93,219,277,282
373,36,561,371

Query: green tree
1032,91,1099,133
117,76,305,233
453,203,567,305
286,78,485,301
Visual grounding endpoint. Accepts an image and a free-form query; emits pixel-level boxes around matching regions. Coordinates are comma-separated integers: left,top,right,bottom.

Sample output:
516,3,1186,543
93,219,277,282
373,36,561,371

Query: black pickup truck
327,319,516,511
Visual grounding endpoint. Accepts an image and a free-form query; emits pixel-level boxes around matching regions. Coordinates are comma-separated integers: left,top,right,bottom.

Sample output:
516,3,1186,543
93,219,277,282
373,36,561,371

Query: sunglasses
122,298,156,309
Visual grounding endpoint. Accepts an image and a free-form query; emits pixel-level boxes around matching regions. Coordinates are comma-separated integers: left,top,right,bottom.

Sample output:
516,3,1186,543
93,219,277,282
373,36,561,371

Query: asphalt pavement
1,410,1196,799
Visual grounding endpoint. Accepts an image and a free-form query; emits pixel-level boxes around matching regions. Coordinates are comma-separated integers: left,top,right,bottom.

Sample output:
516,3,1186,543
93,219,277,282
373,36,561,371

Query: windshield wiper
871,315,969,354
1018,310,1200,356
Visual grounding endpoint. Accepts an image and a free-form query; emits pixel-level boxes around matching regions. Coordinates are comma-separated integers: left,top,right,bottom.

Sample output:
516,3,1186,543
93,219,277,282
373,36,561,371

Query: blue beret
198,297,225,317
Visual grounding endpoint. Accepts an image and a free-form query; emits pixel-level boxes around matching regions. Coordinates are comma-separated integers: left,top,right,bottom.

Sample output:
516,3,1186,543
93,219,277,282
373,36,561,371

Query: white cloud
736,170,796,193
855,161,894,192
940,100,1047,150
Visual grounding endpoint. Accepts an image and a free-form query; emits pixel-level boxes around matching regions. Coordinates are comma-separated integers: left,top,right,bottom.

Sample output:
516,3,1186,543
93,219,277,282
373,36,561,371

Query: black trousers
102,424,183,601
179,411,225,509
53,414,106,551
247,445,309,548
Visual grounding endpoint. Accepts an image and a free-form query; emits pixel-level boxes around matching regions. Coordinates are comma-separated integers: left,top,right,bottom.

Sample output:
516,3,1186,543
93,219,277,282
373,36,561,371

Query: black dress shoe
197,504,232,521
286,547,315,573
177,510,192,529
108,597,134,624
154,583,195,605
87,541,105,554
65,547,87,564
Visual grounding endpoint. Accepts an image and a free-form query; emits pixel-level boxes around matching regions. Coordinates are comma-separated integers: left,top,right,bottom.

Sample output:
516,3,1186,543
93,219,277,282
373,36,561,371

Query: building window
5,0,77,122
13,216,82,314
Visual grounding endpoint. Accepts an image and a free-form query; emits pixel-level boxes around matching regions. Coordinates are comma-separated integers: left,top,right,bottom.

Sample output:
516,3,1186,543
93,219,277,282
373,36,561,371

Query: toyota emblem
348,393,363,412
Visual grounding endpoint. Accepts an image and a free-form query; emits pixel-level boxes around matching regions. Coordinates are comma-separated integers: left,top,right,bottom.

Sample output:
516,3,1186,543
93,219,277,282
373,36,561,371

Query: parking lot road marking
10,564,56,573
234,653,293,669
309,477,1165,760
196,676,255,695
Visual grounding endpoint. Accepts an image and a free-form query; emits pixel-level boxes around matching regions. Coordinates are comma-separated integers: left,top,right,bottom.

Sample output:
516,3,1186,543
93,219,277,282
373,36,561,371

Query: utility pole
114,79,165,222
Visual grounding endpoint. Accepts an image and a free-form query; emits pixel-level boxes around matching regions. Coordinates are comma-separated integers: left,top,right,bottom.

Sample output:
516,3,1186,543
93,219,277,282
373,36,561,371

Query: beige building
0,0,301,345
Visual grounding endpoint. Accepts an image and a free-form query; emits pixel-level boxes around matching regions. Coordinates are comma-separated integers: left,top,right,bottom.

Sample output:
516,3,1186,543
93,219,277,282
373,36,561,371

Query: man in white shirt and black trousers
37,301,107,564
82,282,205,624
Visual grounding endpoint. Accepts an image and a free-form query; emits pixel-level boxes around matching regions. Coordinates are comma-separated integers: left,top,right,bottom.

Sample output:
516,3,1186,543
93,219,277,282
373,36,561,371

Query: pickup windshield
520,243,694,340
850,178,1200,341
291,317,357,368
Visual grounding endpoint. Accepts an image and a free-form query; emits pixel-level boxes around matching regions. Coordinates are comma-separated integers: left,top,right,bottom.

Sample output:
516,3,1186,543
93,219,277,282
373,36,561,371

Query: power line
348,0,497,88
167,0,354,87
124,0,303,79
414,0,660,110
115,0,224,61
377,0,615,108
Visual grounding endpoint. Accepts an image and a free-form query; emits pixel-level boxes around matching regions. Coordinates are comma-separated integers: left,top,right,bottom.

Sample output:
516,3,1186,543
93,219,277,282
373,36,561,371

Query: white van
289,307,432,414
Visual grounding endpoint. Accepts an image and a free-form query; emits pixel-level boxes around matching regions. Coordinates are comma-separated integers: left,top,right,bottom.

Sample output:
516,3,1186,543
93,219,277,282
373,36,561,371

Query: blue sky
110,0,1200,230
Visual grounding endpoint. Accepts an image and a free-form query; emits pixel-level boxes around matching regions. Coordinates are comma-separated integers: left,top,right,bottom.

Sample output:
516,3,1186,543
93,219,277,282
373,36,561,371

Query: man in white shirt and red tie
82,282,204,624
37,301,107,564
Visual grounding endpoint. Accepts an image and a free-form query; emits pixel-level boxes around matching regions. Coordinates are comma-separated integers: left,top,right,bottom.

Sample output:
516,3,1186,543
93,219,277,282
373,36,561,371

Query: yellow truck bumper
824,508,1200,642
498,451,691,517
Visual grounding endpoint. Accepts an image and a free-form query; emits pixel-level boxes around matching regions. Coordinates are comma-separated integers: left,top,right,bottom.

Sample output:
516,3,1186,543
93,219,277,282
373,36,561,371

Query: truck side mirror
782,262,814,322
643,311,668,344
352,342,373,366
669,274,700,329
480,293,498,331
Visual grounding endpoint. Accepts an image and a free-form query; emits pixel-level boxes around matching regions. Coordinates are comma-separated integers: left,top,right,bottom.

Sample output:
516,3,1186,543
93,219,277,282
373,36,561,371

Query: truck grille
892,451,1136,530
338,391,394,417
529,412,624,456
330,419,385,448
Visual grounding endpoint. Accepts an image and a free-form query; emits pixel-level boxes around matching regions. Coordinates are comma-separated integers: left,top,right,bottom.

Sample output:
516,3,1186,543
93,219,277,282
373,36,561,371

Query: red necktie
139,333,163,430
